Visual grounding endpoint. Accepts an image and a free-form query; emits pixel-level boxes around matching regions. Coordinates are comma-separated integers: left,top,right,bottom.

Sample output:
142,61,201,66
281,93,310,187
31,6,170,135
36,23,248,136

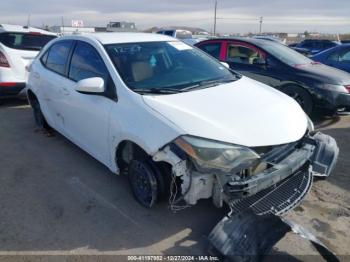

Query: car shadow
0,97,28,107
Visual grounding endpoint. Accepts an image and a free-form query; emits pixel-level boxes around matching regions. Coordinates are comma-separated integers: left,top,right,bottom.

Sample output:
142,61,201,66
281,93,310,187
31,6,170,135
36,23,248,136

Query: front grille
229,167,312,216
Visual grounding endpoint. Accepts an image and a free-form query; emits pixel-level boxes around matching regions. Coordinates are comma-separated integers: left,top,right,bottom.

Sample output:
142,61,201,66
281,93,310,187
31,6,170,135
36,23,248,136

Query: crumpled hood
142,76,308,147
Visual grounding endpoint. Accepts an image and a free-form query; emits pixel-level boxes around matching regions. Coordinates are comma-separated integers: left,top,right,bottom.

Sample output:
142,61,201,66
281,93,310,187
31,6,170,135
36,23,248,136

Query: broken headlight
174,136,260,172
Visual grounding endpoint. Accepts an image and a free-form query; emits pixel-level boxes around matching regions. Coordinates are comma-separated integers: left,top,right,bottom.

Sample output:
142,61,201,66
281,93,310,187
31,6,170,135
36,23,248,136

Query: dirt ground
0,98,349,261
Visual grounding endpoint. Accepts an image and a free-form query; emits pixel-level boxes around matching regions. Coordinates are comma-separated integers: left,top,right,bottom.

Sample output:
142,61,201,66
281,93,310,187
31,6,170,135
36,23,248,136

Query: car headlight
322,84,348,93
174,135,260,172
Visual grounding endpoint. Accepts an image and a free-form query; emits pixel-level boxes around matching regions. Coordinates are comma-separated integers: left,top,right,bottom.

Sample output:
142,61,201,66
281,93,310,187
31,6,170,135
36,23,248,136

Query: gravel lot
0,99,349,261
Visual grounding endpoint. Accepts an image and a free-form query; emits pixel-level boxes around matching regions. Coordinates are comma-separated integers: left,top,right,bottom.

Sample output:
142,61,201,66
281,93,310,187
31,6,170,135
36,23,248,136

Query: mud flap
208,209,339,262
309,132,339,177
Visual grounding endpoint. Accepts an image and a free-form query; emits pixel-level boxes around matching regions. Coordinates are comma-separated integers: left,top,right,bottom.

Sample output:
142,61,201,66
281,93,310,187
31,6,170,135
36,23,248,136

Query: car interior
227,45,261,64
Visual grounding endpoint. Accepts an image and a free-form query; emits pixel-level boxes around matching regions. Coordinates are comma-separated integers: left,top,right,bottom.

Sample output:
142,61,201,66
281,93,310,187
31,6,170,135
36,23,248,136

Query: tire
128,159,159,208
31,99,51,130
282,86,313,115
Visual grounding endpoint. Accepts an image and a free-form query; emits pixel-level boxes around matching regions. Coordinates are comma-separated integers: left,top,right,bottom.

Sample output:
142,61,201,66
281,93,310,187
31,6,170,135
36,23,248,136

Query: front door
224,41,281,87
58,41,116,165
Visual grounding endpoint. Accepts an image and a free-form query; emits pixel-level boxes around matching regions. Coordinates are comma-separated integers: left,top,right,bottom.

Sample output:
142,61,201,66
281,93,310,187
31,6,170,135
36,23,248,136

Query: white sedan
27,33,338,213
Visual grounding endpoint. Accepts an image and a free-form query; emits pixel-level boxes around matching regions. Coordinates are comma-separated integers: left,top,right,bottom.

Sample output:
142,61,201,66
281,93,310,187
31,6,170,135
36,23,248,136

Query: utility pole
213,0,217,36
27,14,31,27
61,16,64,35
259,16,263,34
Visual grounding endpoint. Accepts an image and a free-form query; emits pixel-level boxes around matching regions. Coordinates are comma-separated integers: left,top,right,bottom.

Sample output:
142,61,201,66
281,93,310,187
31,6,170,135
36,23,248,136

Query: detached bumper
0,82,26,97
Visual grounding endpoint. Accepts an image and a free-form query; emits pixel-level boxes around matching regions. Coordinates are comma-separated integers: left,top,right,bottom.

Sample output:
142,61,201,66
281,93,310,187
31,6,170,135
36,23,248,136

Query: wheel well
116,141,149,172
280,84,313,99
115,140,172,175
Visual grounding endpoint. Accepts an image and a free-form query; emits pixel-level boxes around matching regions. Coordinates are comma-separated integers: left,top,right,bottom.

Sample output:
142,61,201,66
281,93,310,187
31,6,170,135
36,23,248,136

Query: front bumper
224,133,338,201
314,88,350,114
0,82,26,98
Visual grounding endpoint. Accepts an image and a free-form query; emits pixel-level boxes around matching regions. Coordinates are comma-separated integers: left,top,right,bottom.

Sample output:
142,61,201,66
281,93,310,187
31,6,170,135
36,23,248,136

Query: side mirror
75,77,105,94
220,61,230,68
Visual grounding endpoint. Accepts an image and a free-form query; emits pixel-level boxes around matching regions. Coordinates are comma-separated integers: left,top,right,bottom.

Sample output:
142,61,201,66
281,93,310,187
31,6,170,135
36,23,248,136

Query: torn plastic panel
208,209,339,262
308,132,339,177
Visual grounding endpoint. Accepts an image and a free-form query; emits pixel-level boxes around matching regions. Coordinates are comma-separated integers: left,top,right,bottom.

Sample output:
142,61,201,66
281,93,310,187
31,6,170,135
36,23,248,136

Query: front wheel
282,86,313,115
128,159,159,208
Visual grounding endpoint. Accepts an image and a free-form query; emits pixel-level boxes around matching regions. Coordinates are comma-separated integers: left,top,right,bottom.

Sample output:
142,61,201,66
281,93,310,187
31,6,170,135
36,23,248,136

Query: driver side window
226,43,265,65
69,41,109,86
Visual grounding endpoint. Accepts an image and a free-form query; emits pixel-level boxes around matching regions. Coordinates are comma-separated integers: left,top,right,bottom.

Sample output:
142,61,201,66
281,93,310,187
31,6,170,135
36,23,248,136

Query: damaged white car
27,33,338,215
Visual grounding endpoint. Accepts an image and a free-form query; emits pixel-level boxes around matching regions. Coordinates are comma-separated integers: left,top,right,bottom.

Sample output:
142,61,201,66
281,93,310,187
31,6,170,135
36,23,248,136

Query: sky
1,0,350,34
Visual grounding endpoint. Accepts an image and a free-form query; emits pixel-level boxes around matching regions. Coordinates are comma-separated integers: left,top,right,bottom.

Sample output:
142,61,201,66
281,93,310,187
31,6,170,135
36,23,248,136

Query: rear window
45,41,73,75
0,32,56,51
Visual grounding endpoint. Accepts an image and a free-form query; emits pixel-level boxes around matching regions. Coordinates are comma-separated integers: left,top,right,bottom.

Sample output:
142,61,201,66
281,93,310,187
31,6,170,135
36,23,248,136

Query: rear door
38,40,74,132
0,32,56,81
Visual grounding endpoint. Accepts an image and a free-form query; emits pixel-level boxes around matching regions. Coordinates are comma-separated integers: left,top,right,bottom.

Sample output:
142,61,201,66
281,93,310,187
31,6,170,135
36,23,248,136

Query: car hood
296,63,350,85
142,76,308,147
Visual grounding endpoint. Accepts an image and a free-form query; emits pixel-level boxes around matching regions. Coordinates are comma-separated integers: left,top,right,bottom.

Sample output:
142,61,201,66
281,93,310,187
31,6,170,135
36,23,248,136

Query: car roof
0,24,56,36
302,39,339,43
61,32,176,45
197,37,273,46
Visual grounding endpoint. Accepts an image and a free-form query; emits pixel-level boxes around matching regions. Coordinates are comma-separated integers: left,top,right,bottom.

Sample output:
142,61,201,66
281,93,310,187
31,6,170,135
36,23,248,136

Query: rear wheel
282,86,313,115
31,98,51,130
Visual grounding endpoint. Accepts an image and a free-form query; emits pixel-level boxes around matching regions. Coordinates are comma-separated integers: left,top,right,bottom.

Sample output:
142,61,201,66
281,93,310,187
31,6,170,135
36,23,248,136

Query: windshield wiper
181,78,236,92
132,88,182,95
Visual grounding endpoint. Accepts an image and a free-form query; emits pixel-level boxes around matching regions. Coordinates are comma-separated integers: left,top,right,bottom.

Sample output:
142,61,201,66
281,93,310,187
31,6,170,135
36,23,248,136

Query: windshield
0,32,56,51
105,41,239,94
262,42,313,66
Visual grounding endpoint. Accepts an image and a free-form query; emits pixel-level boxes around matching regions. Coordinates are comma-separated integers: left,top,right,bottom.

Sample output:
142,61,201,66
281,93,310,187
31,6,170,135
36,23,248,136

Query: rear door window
0,32,56,51
45,40,73,75
68,41,109,85
197,42,222,59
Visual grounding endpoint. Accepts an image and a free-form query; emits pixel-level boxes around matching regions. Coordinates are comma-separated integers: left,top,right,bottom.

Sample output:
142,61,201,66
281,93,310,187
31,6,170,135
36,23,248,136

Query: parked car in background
27,33,338,214
289,39,340,56
156,29,192,39
0,24,56,98
312,44,350,73
156,29,195,45
196,38,350,115
251,35,287,45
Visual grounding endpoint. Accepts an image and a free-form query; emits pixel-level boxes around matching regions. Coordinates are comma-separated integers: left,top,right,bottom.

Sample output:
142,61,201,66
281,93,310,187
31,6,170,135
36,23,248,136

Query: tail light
345,85,350,93
0,51,10,67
